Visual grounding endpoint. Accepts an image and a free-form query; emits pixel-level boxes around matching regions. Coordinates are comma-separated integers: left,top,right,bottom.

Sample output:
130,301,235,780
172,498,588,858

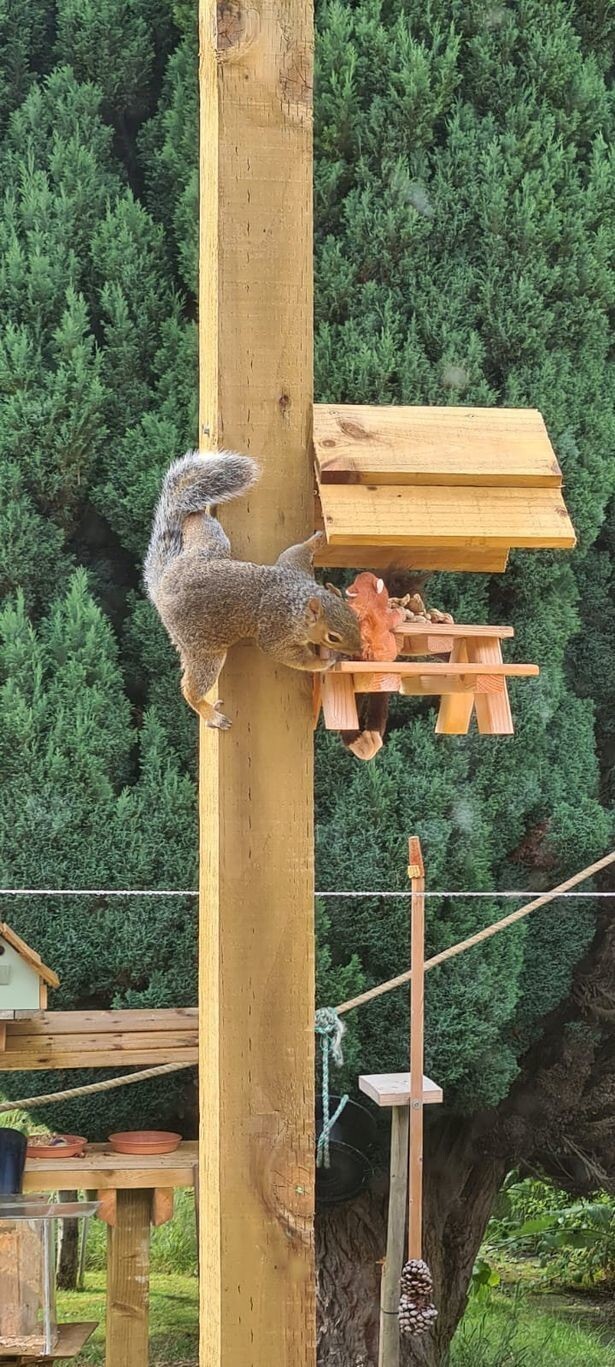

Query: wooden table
23,1143,197,1367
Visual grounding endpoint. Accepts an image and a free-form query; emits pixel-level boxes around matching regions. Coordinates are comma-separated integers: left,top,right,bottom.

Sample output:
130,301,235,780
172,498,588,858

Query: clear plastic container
0,1197,98,1355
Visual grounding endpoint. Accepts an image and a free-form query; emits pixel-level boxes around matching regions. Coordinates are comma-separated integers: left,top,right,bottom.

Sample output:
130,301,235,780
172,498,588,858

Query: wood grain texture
408,841,425,1261
320,483,577,550
334,661,538,677
1,1048,197,1069
314,404,563,487
321,672,360,729
395,623,514,643
469,638,514,735
359,1075,443,1108
0,1323,98,1361
378,1108,409,1367
10,1009,197,1032
198,0,315,1361
313,537,510,574
434,639,475,735
106,1190,151,1367
23,1143,197,1194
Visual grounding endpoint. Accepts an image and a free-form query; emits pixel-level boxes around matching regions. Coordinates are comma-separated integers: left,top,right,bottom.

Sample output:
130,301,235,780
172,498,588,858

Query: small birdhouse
0,925,59,1013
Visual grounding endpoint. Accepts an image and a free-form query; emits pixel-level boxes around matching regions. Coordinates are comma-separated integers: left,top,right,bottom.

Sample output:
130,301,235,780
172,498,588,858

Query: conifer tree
0,3,613,1360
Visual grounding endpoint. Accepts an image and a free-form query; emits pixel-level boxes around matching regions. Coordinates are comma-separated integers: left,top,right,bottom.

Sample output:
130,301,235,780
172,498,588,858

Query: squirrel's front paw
207,700,232,730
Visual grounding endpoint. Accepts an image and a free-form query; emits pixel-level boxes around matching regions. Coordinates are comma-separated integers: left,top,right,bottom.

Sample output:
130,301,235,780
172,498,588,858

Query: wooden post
106,1189,151,1367
378,1108,409,1367
408,838,425,1260
198,0,315,1363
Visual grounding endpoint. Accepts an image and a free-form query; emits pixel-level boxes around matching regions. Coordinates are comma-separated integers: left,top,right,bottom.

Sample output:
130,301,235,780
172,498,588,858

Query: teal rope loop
315,1008,348,1169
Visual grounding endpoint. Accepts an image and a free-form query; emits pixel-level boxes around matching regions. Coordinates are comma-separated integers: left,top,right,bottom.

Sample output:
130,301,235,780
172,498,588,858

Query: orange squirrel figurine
340,573,405,760
345,573,406,661
339,572,454,761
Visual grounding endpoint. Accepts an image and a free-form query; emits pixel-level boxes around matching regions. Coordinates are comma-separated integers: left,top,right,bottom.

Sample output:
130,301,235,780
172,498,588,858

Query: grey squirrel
144,450,362,729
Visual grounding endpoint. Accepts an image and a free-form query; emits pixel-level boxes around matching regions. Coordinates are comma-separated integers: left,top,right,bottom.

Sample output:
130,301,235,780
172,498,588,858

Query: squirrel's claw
206,700,232,730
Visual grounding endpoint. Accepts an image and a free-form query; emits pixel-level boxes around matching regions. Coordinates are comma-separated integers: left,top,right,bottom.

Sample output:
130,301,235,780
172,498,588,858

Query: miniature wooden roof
0,923,60,988
313,405,576,573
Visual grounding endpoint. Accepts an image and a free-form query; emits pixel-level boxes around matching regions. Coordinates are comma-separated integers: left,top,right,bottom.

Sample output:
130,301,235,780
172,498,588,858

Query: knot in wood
281,45,313,115
215,0,259,58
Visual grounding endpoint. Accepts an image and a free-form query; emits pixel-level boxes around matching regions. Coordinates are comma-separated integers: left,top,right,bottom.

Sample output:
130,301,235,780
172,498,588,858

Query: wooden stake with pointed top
407,837,426,1261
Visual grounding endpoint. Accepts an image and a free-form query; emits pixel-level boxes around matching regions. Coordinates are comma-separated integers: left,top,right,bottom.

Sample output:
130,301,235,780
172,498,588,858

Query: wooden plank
320,673,360,729
335,661,539,677
0,1323,98,1361
151,1189,174,1228
1,1048,197,1070
468,638,514,735
359,1074,443,1108
97,1189,117,1226
10,1009,197,1032
408,840,425,1261
198,0,315,1361
395,623,514,642
5,1031,197,1053
24,1143,197,1194
314,539,510,574
378,1107,408,1367
401,676,497,697
435,640,475,734
314,405,563,487
320,484,576,550
352,672,402,694
106,1190,151,1367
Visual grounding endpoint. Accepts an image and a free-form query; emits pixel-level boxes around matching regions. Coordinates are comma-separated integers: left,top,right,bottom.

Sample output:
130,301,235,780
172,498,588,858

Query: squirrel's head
305,591,362,657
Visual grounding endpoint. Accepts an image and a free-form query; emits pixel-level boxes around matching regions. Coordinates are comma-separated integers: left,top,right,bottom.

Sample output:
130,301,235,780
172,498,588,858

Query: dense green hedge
0,0,613,1135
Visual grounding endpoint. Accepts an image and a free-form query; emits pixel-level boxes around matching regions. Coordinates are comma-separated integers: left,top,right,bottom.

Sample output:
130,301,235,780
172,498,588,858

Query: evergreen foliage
0,0,612,1146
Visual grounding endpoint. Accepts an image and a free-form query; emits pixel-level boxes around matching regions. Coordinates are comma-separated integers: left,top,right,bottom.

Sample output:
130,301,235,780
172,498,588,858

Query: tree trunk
56,1191,80,1291
317,1121,506,1367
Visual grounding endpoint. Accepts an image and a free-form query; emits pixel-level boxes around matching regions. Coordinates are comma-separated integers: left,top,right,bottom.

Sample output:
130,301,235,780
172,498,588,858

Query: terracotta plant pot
26,1135,87,1160
107,1131,182,1156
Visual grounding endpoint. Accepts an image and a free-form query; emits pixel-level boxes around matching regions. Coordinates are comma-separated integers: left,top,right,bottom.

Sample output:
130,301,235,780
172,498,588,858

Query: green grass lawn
450,1285,615,1367
58,1273,198,1367
58,1272,615,1367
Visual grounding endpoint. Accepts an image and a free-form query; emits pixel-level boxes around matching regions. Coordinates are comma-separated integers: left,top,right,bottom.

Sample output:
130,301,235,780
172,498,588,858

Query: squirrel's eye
326,632,343,645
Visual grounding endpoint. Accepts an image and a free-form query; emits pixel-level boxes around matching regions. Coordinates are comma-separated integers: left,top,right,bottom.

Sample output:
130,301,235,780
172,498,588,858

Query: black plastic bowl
315,1096,378,1205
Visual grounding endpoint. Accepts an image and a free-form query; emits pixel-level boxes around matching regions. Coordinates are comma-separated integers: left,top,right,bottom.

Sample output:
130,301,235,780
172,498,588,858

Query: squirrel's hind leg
182,655,231,729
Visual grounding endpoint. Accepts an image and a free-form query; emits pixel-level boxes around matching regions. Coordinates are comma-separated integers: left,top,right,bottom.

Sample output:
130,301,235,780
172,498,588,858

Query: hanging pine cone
400,1257,433,1298
398,1293,438,1336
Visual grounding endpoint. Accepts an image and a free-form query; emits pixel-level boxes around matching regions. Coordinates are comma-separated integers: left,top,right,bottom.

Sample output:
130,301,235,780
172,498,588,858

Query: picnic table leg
435,640,475,735
468,638,514,735
106,1189,151,1367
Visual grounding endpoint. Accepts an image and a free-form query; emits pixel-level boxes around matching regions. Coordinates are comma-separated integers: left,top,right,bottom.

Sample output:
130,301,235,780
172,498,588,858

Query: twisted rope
315,1008,347,1169
0,1061,194,1114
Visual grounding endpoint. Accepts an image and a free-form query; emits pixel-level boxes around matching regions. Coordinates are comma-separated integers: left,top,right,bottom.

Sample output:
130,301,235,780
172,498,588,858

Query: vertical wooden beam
106,1189,151,1367
378,1107,409,1367
407,838,425,1260
198,0,315,1363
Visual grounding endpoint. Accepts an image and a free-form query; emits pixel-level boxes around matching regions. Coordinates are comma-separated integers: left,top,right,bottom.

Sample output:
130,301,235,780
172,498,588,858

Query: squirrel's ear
307,596,323,623
325,582,343,598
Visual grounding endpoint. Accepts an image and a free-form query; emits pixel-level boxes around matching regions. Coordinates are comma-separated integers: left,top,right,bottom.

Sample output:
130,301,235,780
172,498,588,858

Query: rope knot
315,1007,345,1066
315,1008,348,1169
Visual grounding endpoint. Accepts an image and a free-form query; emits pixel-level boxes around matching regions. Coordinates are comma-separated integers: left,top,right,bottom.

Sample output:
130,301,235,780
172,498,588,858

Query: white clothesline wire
0,887,612,900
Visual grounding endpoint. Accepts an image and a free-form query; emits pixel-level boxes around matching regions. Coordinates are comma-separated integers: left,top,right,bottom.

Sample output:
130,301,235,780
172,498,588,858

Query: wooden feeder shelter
313,404,576,573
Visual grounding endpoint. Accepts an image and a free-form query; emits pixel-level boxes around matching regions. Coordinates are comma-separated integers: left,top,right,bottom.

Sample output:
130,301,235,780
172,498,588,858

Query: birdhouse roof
313,404,576,573
0,923,60,989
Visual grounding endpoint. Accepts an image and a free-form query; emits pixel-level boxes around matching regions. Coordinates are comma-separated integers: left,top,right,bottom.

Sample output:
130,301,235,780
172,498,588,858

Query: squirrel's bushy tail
144,449,259,600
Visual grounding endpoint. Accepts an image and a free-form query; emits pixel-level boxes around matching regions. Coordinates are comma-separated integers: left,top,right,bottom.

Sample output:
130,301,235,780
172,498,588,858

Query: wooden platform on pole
197,0,315,1364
